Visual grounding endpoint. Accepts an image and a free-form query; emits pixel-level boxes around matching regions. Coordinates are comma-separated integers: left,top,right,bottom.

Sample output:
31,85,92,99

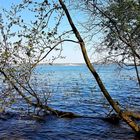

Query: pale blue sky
0,0,86,63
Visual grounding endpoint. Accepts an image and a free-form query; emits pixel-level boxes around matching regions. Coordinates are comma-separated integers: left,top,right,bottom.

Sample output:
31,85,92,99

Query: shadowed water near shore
0,113,136,140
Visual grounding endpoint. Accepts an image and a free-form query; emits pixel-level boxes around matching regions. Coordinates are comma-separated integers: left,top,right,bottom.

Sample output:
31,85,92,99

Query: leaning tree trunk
58,0,140,133
134,55,140,87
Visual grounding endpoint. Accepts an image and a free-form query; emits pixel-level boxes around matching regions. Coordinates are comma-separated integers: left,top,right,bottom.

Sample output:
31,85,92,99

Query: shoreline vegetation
0,110,120,125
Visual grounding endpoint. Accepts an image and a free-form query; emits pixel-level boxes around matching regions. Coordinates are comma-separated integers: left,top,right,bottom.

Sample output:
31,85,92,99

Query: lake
0,64,140,140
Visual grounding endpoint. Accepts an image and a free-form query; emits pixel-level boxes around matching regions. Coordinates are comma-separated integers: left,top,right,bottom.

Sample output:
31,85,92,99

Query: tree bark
58,0,140,133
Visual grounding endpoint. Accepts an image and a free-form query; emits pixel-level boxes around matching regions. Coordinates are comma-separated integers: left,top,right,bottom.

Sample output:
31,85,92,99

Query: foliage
78,0,140,64
0,0,69,113
102,0,140,63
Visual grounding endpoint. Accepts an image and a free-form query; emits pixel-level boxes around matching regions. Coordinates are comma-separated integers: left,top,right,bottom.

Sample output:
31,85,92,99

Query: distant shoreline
38,63,85,66
38,62,140,66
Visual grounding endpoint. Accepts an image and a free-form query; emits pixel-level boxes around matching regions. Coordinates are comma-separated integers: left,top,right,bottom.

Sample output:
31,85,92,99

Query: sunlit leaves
0,0,68,112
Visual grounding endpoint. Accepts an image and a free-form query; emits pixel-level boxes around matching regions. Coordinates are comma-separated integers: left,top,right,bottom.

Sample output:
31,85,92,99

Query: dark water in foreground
0,64,140,140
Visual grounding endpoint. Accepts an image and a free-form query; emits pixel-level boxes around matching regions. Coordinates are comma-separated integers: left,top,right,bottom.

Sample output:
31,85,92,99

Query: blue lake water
0,64,140,139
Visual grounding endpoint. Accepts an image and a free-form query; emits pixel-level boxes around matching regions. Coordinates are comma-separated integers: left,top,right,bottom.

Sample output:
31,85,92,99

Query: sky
0,0,86,64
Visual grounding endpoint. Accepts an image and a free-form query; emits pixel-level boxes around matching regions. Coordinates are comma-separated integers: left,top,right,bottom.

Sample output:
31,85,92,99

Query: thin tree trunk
59,0,140,133
134,55,140,87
